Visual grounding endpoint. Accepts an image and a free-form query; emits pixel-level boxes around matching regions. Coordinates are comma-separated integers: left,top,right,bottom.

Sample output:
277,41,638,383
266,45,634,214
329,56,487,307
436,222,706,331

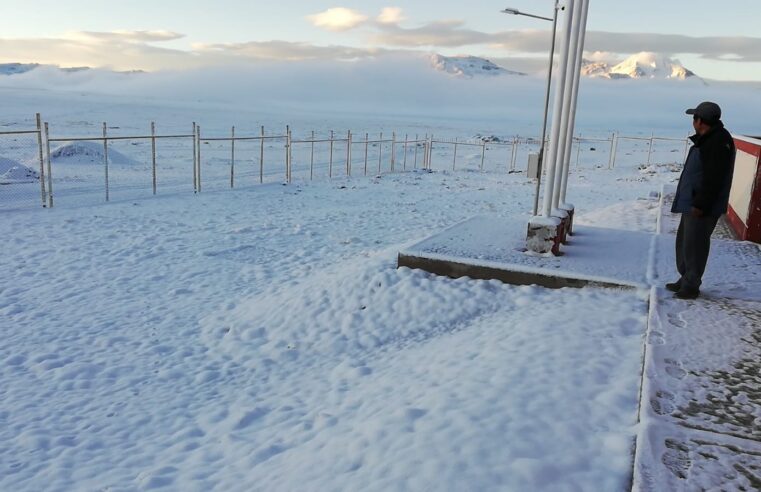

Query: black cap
686,101,721,122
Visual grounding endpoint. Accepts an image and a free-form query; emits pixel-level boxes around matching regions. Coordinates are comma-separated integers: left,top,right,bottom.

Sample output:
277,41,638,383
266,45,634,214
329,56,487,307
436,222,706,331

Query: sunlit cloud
196,40,382,61
308,7,368,32
377,7,405,25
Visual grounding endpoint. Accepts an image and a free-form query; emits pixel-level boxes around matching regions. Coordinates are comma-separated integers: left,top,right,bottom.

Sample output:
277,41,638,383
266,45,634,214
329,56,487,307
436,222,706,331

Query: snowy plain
1,64,759,490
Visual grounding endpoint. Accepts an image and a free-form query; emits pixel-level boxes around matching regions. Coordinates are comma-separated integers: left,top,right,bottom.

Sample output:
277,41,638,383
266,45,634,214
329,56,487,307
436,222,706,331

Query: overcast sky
3,0,761,81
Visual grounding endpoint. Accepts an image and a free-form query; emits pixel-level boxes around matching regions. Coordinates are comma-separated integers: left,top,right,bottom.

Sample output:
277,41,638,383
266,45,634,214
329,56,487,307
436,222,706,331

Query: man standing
668,101,736,299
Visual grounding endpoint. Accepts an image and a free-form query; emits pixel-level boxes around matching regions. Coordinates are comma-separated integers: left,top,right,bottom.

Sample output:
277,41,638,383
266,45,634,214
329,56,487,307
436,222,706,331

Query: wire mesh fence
0,114,692,212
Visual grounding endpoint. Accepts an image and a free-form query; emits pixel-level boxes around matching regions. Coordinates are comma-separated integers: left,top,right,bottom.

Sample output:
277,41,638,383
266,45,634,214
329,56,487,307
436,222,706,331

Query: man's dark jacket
672,122,736,217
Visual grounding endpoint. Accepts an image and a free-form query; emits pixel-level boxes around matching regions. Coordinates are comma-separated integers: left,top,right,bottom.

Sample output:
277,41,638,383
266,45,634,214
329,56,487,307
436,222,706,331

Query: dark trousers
675,213,719,291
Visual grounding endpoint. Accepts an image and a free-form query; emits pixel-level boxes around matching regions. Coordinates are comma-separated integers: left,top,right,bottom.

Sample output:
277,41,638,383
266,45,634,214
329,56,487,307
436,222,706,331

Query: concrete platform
398,215,653,289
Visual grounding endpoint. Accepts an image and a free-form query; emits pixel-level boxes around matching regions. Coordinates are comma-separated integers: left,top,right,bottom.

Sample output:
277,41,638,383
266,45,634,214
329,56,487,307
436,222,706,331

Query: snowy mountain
0,63,127,76
581,52,697,80
0,63,41,75
429,54,525,78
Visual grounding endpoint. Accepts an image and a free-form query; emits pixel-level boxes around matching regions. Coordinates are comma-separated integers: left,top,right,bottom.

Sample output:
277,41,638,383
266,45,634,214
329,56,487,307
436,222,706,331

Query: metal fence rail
0,114,691,211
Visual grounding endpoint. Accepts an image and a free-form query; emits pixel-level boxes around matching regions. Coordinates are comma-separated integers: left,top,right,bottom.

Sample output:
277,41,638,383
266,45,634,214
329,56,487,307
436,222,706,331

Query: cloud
197,40,381,61
371,20,491,47
308,8,368,32
63,30,184,43
377,7,405,25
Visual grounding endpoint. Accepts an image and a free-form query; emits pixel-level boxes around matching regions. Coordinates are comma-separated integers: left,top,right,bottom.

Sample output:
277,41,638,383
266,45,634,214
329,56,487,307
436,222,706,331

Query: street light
501,2,560,216
500,7,554,22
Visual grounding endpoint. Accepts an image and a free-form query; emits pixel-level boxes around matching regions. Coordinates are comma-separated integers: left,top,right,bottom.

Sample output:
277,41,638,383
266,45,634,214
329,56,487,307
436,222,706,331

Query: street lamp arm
500,8,553,22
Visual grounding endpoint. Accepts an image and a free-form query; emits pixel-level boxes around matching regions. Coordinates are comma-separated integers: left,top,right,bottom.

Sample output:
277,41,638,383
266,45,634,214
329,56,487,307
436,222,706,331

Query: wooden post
329,130,334,178
452,138,458,170
378,132,383,174
44,122,54,208
103,122,109,202
575,135,582,169
310,130,315,180
682,132,690,162
346,130,352,176
429,134,434,170
609,133,618,169
647,133,654,166
259,125,265,183
151,121,157,194
391,132,396,172
510,137,518,171
414,134,418,169
403,134,408,171
196,125,202,192
608,133,616,169
284,125,290,183
480,140,485,171
230,125,235,188
364,133,369,176
192,122,197,193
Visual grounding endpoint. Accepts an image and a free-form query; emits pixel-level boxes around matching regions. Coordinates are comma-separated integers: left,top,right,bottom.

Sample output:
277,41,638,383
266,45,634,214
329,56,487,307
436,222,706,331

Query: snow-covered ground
1,82,756,490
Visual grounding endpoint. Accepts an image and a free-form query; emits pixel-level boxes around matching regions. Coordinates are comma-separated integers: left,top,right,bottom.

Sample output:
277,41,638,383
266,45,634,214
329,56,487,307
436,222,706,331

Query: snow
1,74,759,490
583,52,697,80
429,54,525,78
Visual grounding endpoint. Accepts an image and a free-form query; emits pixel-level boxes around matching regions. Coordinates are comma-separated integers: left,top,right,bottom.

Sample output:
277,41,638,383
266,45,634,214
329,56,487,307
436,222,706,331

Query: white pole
35,113,47,207
103,122,109,202
152,122,157,194
553,0,584,210
541,0,574,218
192,122,197,192
44,122,54,207
559,0,590,204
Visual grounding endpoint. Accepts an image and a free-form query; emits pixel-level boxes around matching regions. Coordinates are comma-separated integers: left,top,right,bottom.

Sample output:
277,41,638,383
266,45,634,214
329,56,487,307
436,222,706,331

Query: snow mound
0,164,40,184
0,157,39,184
430,54,525,78
50,141,136,165
582,52,697,80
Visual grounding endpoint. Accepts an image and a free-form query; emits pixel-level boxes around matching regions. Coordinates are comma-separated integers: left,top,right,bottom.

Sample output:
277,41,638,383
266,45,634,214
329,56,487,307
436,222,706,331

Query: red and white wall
727,135,761,243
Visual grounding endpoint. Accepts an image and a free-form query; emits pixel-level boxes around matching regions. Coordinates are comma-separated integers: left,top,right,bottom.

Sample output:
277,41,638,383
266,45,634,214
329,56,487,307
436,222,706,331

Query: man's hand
690,207,704,218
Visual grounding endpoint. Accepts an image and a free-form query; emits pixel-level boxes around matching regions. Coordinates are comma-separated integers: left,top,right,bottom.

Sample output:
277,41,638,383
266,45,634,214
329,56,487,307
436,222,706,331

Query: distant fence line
0,113,690,210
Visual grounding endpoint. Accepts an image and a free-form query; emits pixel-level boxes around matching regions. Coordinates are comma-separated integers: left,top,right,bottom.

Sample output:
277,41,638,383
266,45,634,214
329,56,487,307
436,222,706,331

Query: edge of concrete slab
397,252,634,290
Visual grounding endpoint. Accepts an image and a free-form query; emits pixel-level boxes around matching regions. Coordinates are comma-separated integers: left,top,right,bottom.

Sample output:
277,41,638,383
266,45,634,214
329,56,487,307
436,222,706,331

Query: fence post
285,125,291,183
682,132,690,162
391,132,396,172
35,113,47,207
44,122,54,208
310,130,315,180
197,125,202,192
151,122,157,194
403,134,408,171
192,122,197,193
575,134,582,169
329,130,334,178
364,133,369,176
230,125,235,188
429,134,434,170
647,132,654,166
452,138,458,170
103,122,109,202
510,137,518,171
346,130,352,176
378,132,383,174
259,125,265,184
414,134,418,169
609,132,618,169
480,140,485,171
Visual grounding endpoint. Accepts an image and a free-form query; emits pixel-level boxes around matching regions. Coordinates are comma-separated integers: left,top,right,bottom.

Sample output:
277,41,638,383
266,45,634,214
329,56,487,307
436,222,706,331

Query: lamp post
501,2,560,216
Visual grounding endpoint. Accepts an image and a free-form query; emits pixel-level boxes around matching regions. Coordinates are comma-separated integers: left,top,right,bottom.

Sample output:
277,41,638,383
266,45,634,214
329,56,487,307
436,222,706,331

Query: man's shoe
675,288,699,300
665,281,681,292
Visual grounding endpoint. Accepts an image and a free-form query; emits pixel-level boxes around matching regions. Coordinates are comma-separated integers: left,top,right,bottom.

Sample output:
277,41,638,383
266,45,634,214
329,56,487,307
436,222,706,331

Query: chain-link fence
0,116,47,211
0,114,692,212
